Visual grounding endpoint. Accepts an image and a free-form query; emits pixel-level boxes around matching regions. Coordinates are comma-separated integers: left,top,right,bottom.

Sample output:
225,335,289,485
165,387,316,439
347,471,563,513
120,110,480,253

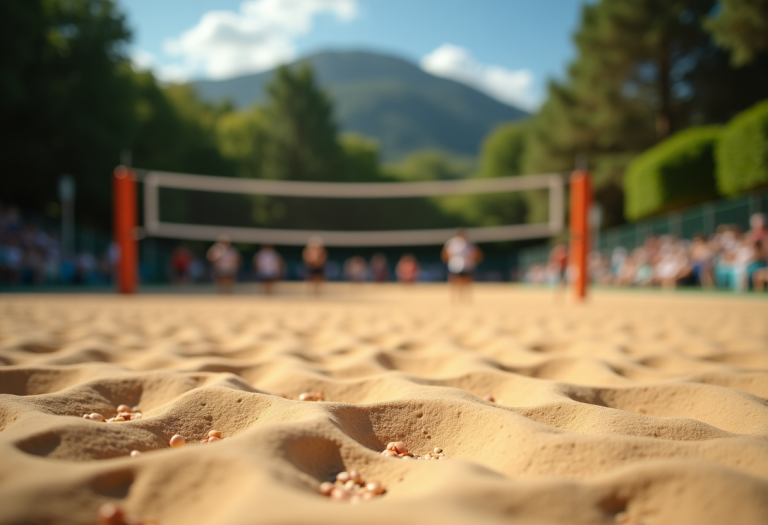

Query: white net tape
143,170,564,246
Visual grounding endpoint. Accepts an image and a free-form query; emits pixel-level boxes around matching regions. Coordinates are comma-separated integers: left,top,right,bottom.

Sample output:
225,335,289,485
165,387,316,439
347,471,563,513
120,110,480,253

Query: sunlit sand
1,285,767,524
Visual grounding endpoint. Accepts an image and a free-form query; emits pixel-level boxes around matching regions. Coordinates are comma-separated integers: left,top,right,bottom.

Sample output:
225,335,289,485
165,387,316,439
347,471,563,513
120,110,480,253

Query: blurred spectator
369,253,389,282
442,229,483,303
254,244,284,294
344,256,367,283
396,253,419,284
171,246,193,284
523,213,768,292
548,243,568,288
748,213,767,243
207,236,241,294
303,237,327,295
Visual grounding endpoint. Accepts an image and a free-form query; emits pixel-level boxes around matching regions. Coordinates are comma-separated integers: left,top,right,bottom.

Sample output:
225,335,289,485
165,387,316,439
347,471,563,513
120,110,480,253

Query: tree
706,0,768,66
260,65,343,181
0,0,136,226
385,149,475,181
524,0,768,226
479,122,529,177
339,134,382,182
215,107,270,179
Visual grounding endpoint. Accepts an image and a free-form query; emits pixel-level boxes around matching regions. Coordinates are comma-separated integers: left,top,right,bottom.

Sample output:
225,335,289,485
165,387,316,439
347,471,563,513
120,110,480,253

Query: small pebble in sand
98,503,126,525
98,503,156,525
320,471,386,503
206,436,221,443
615,513,644,525
130,450,141,458
483,395,495,403
89,413,105,422
208,430,222,439
336,471,351,483
366,481,384,494
169,434,185,448
381,441,446,461
298,391,324,402
88,404,144,424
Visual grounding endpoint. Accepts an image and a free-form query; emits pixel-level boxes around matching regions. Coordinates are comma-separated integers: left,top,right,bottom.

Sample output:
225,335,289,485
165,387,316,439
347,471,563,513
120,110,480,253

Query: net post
113,166,137,294
569,170,591,301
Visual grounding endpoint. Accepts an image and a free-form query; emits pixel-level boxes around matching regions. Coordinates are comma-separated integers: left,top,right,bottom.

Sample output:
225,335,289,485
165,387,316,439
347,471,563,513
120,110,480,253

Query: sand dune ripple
0,287,767,524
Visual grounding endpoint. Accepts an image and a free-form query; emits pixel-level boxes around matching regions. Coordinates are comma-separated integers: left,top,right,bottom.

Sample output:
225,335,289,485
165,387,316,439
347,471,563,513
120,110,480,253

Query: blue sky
121,0,587,110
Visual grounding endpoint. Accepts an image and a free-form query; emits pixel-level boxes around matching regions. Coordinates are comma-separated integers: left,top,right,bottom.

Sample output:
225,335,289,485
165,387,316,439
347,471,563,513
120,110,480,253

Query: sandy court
1,285,767,524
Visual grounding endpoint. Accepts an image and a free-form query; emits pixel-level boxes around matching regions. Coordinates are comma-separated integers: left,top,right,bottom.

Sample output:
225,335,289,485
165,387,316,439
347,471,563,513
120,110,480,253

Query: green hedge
624,126,721,220
716,100,768,195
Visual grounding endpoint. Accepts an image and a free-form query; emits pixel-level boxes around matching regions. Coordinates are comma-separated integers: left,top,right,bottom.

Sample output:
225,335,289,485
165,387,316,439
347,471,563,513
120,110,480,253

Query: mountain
192,50,529,161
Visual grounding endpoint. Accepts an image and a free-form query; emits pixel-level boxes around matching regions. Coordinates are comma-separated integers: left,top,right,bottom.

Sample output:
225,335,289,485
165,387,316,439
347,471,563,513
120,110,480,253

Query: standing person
170,246,193,284
303,237,327,295
253,244,284,295
207,236,241,294
344,255,368,284
369,253,389,282
748,213,767,243
548,243,569,288
396,253,419,284
442,229,482,303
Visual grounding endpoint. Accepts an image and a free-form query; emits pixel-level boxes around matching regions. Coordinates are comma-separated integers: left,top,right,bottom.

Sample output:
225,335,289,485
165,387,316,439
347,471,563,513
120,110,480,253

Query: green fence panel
518,188,767,268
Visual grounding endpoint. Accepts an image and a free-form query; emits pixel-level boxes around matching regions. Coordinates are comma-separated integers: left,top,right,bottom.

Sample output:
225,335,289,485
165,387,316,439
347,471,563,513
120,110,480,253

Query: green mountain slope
192,50,528,160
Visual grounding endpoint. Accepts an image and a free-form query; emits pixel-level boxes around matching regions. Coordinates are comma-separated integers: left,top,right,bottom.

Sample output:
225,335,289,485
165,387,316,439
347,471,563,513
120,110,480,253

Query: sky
120,0,587,111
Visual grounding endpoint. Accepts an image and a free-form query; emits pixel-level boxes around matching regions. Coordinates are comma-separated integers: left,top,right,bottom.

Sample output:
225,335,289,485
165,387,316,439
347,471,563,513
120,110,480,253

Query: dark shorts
450,270,473,277
306,266,324,278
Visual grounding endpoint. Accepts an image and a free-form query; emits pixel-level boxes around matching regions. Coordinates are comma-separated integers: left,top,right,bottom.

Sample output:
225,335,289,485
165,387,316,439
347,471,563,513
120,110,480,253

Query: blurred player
369,253,389,282
253,244,283,295
344,255,368,284
303,237,327,295
548,243,569,290
396,253,419,284
442,229,482,303
170,246,193,284
207,236,241,294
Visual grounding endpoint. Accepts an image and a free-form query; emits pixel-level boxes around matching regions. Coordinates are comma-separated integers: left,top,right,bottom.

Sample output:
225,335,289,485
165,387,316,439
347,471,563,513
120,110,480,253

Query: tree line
483,0,768,227
2,0,766,232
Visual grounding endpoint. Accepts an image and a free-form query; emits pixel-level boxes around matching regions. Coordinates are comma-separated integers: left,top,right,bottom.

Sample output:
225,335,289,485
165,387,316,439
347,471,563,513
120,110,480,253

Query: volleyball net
141,170,565,247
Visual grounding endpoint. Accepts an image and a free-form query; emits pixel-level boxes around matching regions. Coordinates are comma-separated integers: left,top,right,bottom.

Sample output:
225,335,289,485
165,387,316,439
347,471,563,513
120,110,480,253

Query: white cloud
421,44,537,111
130,49,156,71
163,0,358,80
129,49,190,83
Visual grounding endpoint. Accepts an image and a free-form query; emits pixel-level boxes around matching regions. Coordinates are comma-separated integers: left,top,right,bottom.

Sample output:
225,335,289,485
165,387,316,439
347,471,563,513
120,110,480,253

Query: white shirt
255,249,281,277
208,244,239,272
444,237,476,273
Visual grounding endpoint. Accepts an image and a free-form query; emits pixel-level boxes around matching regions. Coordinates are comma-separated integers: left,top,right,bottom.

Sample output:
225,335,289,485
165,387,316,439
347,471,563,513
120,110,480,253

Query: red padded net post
569,170,591,301
113,166,137,294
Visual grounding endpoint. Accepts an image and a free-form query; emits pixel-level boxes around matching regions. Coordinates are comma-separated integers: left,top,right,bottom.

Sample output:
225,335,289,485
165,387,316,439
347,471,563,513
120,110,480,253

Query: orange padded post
113,166,137,294
569,170,591,301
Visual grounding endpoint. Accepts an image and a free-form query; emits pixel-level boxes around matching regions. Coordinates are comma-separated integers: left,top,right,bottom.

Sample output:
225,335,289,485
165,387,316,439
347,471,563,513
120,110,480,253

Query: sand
0,285,767,525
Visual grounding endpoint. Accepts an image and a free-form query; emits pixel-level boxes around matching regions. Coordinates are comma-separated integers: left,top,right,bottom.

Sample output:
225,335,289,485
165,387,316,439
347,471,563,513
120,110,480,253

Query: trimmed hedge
624,126,721,220
716,100,768,195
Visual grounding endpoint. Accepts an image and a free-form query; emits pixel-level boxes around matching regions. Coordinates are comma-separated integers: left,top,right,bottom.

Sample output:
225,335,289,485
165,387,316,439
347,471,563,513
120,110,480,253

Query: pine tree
260,65,343,181
706,0,768,66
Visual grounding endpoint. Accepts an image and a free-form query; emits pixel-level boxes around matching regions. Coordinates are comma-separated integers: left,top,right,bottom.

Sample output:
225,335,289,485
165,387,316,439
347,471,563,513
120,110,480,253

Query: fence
518,189,768,269
1,206,180,286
